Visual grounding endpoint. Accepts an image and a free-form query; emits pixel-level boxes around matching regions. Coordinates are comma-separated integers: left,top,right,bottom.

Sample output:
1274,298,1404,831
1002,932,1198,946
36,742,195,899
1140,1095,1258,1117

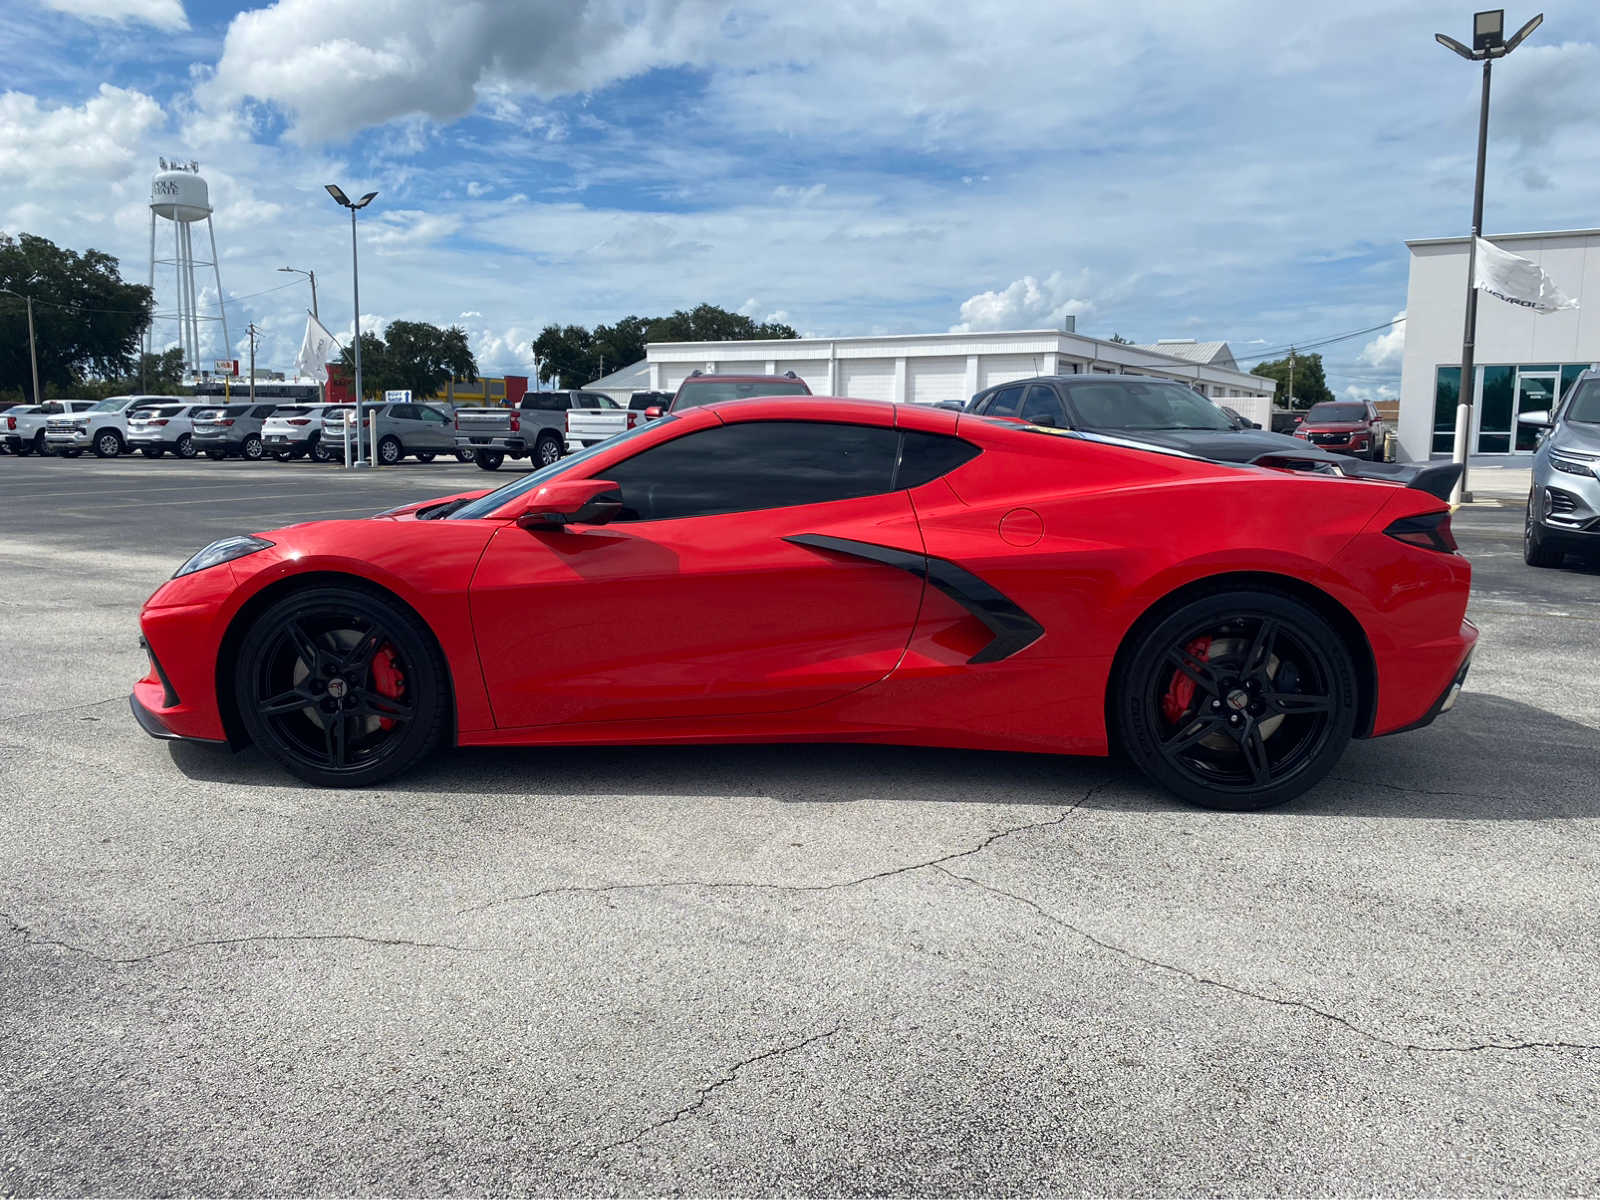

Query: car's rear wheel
1115,590,1357,811
535,433,563,467
309,434,332,463
234,586,449,787
1524,490,1565,568
454,448,474,463
241,434,265,461
376,435,404,466
474,450,503,471
414,451,436,463
175,433,196,459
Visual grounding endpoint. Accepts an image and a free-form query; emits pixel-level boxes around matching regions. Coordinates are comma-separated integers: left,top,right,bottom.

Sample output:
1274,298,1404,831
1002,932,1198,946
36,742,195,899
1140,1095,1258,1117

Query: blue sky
3,0,1599,401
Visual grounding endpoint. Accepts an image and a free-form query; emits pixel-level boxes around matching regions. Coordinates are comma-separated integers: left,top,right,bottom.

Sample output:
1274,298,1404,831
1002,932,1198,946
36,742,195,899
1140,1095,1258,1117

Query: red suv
1293,401,1388,461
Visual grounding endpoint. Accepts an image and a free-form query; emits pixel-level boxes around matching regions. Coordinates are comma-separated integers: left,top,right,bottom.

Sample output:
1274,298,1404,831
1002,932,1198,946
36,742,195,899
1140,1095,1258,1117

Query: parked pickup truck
45,393,187,458
5,400,95,456
563,391,667,452
454,389,613,471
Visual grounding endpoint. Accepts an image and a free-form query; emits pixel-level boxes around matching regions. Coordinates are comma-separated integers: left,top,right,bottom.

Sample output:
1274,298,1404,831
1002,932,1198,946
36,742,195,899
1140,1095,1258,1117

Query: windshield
1566,380,1600,425
1066,380,1233,431
449,419,670,520
1305,402,1366,423
673,380,810,409
89,397,132,413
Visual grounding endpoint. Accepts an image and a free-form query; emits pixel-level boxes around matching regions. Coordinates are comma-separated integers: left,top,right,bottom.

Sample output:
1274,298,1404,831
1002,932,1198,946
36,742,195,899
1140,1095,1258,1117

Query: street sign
384,389,412,402
213,359,239,376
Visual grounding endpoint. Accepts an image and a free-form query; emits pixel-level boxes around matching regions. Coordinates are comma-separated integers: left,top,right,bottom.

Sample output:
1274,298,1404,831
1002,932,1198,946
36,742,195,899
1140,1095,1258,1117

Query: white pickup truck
45,393,187,458
565,391,673,452
4,400,95,455
454,389,614,470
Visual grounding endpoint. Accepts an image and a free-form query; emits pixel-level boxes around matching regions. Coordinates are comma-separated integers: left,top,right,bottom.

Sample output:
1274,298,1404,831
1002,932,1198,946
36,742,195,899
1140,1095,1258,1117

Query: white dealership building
627,329,1275,426
1397,228,1600,462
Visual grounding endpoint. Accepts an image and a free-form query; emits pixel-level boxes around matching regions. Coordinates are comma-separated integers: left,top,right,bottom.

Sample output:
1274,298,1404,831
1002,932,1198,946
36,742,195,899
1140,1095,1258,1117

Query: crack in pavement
589,1020,844,1157
933,867,1600,1057
0,694,126,726
458,779,1112,916
1,911,500,964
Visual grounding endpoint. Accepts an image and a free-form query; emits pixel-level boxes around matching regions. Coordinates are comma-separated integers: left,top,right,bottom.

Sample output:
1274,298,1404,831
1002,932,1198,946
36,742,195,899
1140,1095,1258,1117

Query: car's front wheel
93,430,122,458
1524,490,1565,568
1115,590,1357,811
234,586,449,787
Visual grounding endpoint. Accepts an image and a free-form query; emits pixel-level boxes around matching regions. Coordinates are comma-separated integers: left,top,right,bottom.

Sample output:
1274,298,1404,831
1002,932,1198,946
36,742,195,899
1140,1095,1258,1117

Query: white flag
1474,237,1578,313
295,312,343,381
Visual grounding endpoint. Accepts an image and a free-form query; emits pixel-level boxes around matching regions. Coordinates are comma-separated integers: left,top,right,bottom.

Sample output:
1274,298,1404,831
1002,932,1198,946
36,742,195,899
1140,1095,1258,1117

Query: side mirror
1517,410,1553,429
513,478,623,530
643,406,663,420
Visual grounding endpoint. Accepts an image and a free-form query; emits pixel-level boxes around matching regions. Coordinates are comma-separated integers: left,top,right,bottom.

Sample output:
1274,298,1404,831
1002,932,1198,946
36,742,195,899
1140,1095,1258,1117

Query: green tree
647,303,798,343
338,322,478,399
531,323,596,387
0,232,152,400
531,304,799,386
1251,351,1334,409
1108,333,1132,344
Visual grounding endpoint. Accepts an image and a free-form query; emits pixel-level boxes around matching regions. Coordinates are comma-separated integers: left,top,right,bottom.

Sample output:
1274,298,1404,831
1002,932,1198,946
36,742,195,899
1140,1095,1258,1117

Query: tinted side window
1020,385,1067,427
606,421,901,522
986,385,1025,417
895,432,980,489
252,406,278,419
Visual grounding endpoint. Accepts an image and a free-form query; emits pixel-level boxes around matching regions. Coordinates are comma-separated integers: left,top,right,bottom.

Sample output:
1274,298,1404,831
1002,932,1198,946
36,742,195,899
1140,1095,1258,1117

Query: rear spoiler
1249,453,1463,502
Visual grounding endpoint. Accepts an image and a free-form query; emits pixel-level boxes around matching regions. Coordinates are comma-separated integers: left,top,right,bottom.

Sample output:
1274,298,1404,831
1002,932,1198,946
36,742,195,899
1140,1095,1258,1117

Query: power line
0,276,306,318
1234,317,1406,365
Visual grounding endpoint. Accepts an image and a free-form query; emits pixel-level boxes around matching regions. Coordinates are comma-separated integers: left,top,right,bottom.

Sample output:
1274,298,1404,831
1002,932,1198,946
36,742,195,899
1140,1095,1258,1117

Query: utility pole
1288,347,1296,409
25,295,41,405
247,323,260,404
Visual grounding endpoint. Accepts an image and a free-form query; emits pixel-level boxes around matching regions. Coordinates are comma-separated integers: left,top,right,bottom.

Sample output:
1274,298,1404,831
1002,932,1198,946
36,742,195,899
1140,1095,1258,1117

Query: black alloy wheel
1524,490,1564,568
94,430,122,458
234,586,448,787
1117,590,1356,811
474,450,503,471
535,434,563,467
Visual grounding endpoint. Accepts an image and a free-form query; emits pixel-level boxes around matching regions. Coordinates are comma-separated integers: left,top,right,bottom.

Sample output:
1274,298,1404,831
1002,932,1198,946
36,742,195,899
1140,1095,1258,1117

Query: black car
966,376,1322,465
628,390,674,412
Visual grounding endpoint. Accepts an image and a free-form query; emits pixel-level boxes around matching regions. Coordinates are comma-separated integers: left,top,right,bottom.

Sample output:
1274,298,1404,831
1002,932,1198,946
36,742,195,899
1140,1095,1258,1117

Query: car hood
1552,422,1600,455
372,488,493,520
1096,426,1338,464
1298,421,1366,433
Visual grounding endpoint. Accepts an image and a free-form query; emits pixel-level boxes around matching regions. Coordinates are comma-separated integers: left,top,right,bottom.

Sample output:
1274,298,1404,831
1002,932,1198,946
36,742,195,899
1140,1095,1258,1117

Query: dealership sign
213,359,239,376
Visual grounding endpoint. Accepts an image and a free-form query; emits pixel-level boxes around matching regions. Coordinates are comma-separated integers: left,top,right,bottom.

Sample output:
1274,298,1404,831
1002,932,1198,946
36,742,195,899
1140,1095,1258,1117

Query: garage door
979,354,1043,390
906,357,968,406
839,358,895,403
776,360,828,392
659,364,699,391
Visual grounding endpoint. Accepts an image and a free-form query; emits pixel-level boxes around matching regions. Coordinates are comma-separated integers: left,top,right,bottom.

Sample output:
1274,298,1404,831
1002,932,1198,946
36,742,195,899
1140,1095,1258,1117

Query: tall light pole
1435,9,1543,504
325,185,377,466
278,266,318,319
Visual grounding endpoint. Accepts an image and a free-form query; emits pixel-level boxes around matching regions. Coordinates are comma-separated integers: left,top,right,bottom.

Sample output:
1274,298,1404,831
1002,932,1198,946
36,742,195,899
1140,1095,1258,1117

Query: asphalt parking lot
2,454,1598,1195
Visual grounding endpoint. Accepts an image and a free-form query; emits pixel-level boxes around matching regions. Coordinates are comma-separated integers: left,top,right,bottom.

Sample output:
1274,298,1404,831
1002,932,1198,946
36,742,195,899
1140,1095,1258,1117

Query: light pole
1435,9,1543,504
278,266,318,319
325,185,377,466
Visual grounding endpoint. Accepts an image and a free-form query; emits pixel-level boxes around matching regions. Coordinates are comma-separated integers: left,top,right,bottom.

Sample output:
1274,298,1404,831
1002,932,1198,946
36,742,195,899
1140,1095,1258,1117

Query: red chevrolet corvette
132,397,1475,810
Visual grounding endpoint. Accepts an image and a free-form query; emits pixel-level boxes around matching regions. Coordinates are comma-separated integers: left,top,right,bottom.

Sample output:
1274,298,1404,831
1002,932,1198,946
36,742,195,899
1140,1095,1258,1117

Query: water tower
147,158,229,377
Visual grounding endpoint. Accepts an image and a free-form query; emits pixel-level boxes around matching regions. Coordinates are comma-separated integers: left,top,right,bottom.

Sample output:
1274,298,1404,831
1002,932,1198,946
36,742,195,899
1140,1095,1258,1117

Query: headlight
1549,452,1599,478
173,535,274,578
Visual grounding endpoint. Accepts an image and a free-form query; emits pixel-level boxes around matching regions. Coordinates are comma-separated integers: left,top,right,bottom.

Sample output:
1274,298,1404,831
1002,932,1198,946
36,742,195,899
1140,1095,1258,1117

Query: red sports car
132,397,1475,810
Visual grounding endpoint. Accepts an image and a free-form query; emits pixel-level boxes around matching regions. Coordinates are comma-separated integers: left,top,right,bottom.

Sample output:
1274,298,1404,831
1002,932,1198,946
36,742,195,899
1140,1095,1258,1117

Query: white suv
126,403,204,459
262,404,336,461
45,394,186,458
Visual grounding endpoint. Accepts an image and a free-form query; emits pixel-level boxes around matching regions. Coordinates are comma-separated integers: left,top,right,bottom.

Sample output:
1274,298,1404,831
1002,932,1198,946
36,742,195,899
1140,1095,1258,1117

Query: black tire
309,434,332,464
414,451,436,463
175,433,196,459
377,435,403,466
241,434,265,461
143,446,165,458
272,450,293,462
32,432,48,456
233,585,449,787
13,441,32,457
534,433,563,468
61,448,82,458
474,450,504,471
455,448,474,463
1115,590,1357,811
1524,490,1565,568
206,450,227,461
93,430,122,458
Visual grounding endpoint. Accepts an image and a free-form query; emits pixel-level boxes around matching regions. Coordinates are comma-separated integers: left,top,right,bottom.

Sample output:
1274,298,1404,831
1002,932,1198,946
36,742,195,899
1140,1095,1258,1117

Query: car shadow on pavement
164,691,1598,820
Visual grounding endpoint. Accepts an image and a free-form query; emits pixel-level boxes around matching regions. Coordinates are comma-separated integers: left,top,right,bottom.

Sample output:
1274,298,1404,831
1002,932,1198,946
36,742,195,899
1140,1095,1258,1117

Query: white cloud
1344,382,1398,404
1357,312,1406,369
0,84,165,183
38,0,187,30
950,272,1094,333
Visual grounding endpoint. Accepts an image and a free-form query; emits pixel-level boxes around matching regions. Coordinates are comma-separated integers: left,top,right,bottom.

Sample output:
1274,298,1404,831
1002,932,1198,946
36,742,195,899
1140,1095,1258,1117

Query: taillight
288,418,310,426
1384,512,1457,553
5,417,13,430
152,419,169,426
453,414,460,429
217,419,235,427
509,414,520,432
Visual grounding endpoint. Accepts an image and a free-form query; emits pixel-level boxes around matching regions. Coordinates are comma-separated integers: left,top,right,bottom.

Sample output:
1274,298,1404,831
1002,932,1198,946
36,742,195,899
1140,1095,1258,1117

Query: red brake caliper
1160,636,1213,725
370,645,406,730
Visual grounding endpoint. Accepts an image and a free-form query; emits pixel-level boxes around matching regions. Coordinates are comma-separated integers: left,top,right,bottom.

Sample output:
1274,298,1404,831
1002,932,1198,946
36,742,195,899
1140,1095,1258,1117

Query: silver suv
319,402,457,465
193,403,280,460
1522,368,1600,568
